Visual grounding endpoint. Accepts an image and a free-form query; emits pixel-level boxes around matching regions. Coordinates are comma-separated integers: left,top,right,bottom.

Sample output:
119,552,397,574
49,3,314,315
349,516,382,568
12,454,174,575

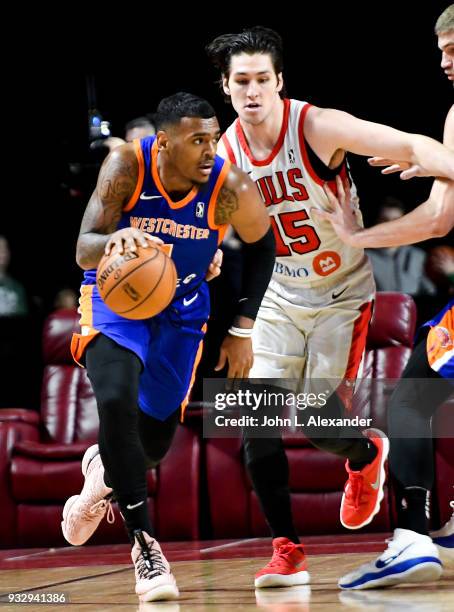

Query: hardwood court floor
1,535,453,610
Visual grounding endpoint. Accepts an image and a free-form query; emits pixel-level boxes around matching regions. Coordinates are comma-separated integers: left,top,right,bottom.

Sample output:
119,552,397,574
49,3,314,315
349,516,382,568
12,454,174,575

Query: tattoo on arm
96,154,138,231
98,156,137,212
82,153,138,233
215,186,239,225
76,151,138,267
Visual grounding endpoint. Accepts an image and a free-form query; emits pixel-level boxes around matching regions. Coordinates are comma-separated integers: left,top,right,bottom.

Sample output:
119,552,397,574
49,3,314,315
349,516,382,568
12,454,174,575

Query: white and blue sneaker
431,500,454,568
338,528,442,590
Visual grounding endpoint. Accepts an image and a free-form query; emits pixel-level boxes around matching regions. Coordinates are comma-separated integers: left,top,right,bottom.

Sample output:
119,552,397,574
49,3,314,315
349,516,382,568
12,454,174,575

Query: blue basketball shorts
71,281,210,420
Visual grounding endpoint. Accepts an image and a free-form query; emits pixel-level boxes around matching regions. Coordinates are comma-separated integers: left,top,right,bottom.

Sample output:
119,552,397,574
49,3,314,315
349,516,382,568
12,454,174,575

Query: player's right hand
312,175,362,246
215,335,254,381
105,228,163,256
367,157,425,180
206,249,223,282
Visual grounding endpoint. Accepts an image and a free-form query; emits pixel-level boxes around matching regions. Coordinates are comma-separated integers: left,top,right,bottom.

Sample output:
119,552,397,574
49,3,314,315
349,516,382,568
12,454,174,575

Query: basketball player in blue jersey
206,25,454,589
61,92,276,603
317,5,454,590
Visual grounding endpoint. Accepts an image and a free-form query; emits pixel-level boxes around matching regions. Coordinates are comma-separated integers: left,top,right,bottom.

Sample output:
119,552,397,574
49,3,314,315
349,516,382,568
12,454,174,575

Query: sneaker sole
62,495,79,521
61,495,81,545
139,584,179,602
255,570,310,588
341,432,390,530
339,561,442,590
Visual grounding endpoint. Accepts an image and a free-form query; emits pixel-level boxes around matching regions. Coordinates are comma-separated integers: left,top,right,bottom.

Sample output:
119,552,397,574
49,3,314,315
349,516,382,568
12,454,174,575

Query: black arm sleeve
236,226,275,321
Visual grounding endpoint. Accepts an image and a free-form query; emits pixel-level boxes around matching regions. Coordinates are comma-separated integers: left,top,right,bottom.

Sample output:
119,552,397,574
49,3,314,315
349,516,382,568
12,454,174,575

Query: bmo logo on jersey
274,262,309,278
313,251,342,277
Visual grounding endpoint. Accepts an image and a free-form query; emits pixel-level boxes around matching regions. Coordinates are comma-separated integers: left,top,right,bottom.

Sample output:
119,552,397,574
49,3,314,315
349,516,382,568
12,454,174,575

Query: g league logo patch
196,202,205,218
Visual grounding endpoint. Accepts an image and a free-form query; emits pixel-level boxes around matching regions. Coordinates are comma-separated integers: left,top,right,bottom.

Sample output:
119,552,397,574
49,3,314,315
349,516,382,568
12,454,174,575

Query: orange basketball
96,245,177,319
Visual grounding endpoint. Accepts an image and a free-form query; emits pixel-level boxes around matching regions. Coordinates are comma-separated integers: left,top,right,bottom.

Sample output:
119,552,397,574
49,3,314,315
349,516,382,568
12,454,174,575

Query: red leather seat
1,295,451,547
0,309,200,547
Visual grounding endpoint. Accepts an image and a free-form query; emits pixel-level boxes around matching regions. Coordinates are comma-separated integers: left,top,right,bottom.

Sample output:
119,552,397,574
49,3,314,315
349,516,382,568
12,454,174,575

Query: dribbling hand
105,228,164,256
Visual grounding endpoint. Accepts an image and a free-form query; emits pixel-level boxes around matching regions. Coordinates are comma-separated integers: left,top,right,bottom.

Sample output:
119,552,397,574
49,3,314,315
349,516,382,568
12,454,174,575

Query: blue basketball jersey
82,136,230,300
422,300,454,382
73,137,231,419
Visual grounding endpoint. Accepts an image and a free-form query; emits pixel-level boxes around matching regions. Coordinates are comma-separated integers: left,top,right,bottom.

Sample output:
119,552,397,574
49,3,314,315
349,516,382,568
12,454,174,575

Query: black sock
348,439,378,471
245,440,300,544
117,497,153,545
305,390,379,470
396,486,429,535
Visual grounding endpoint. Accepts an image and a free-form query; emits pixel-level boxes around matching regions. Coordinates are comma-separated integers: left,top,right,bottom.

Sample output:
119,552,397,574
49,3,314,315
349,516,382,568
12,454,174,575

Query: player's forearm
348,200,448,248
76,233,110,270
232,315,255,329
235,226,275,322
411,135,454,180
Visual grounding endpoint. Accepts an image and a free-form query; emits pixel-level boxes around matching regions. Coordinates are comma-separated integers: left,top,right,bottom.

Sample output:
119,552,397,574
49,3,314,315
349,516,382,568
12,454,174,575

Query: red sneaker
254,537,310,588
340,428,389,530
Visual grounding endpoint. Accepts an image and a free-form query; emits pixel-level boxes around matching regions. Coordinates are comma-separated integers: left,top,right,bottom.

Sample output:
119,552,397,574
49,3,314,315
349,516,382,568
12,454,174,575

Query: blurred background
2,1,453,408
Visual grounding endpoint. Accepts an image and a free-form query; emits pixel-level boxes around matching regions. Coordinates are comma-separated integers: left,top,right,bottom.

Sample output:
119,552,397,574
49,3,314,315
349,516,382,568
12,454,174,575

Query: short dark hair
206,26,286,98
124,115,155,133
155,92,216,130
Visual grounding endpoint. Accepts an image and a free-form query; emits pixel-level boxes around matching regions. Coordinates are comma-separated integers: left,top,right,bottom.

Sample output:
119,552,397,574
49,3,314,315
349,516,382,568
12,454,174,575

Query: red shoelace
345,472,364,508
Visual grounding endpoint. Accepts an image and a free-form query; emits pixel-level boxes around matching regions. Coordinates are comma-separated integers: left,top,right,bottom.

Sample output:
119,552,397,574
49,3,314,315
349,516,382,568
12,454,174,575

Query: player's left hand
215,334,254,381
367,157,426,180
311,176,361,246
206,249,223,282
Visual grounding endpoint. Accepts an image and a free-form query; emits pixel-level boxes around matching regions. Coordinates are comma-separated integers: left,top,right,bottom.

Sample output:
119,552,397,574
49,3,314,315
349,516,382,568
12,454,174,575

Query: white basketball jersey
220,98,370,288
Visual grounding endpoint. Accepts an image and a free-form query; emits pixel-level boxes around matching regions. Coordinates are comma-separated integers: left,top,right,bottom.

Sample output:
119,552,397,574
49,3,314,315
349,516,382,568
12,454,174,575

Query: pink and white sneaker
61,444,114,545
132,530,179,602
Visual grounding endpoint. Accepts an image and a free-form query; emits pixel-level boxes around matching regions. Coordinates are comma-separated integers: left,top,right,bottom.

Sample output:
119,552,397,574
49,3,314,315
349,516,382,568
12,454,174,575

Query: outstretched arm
313,108,454,247
305,105,454,180
367,106,454,180
314,176,454,248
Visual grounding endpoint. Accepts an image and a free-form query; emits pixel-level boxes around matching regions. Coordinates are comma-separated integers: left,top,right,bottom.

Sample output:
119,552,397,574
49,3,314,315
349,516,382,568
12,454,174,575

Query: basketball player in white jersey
206,26,454,588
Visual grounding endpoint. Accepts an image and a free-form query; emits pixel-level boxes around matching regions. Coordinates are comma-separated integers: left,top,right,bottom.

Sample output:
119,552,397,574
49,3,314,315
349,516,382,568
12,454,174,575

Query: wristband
228,325,253,338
